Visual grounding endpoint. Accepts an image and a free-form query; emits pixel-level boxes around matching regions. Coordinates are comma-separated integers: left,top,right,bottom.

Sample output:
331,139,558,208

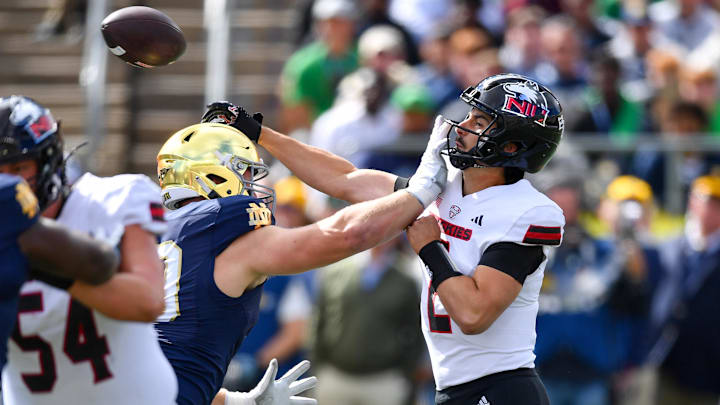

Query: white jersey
420,170,565,390
2,173,177,405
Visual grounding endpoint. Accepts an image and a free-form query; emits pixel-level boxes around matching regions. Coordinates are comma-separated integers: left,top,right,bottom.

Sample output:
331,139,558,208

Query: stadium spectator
356,0,421,65
362,83,435,176
388,0,452,43
649,175,720,405
536,173,652,405
309,25,411,167
596,176,665,405
446,26,494,94
536,15,589,130
279,0,359,133
630,101,720,202
416,24,463,110
572,52,648,137
441,47,505,121
606,10,654,99
650,0,720,55
309,69,401,167
499,5,547,78
559,0,611,49
677,64,720,134
310,235,423,405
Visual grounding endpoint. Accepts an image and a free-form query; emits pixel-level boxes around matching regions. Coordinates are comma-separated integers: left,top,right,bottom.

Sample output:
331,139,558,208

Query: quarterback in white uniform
0,97,177,405
202,73,565,405
414,170,563,390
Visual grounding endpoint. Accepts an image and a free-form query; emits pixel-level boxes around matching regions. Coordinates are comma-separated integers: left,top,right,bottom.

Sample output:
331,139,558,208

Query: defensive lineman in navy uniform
153,120,449,405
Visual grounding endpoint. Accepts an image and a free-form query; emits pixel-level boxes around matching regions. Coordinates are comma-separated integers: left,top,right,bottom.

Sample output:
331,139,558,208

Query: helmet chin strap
194,175,221,199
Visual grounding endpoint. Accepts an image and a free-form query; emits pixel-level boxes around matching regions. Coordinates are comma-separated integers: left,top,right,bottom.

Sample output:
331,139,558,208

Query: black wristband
418,240,463,291
394,176,410,192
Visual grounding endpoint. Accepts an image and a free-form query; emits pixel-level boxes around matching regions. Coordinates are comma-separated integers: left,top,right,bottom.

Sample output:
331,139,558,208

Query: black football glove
201,101,264,142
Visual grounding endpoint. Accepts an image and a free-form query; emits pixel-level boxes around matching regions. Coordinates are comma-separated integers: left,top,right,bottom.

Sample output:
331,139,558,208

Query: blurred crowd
275,0,720,204
221,0,720,404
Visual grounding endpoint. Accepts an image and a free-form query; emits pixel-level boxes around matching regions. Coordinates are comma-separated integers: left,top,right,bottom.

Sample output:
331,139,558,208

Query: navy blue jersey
0,174,38,370
154,195,274,405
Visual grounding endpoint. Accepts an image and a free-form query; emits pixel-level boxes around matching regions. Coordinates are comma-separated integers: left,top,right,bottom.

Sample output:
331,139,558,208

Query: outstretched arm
216,190,427,297
259,126,396,203
201,101,396,203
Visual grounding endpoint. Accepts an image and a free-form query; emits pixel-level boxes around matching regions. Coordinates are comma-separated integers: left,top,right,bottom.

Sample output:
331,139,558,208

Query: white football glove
406,115,451,207
224,359,317,405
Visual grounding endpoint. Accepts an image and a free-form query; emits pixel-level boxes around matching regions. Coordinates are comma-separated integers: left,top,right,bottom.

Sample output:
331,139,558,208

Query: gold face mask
157,123,274,210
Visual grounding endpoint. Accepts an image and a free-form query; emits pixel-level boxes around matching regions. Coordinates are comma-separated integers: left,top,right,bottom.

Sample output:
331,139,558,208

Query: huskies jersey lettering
420,169,565,390
155,195,274,405
0,174,38,371
2,173,177,405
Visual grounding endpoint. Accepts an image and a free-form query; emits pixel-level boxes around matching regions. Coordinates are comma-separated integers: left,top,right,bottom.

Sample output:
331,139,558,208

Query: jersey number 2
12,292,112,393
428,240,452,333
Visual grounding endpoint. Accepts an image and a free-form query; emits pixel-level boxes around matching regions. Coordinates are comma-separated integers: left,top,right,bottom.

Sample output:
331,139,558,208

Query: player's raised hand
201,101,264,142
406,116,451,208
223,359,317,405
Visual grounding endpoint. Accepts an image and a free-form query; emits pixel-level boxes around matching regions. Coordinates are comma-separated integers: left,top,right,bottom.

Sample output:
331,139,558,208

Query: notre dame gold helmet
157,123,274,210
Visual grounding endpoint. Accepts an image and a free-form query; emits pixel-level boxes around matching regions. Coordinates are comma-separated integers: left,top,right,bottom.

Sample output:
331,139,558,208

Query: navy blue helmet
0,95,66,209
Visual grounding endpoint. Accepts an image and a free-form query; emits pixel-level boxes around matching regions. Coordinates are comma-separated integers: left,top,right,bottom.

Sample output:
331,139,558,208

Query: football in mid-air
101,6,186,68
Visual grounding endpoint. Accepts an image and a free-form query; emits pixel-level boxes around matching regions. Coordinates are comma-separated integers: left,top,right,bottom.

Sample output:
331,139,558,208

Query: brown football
101,6,186,68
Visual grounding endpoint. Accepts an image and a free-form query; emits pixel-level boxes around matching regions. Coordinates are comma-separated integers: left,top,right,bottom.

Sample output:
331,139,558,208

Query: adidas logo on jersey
471,215,483,226
477,396,490,405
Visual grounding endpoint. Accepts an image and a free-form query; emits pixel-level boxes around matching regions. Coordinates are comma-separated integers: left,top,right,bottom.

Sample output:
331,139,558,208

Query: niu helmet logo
449,205,461,218
501,81,550,127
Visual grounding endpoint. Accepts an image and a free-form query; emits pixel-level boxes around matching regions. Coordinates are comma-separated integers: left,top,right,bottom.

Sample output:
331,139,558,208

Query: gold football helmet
157,123,274,210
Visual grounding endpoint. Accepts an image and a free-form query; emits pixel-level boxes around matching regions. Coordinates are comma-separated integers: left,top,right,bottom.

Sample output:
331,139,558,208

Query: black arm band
29,267,75,290
478,242,545,285
419,241,464,291
394,176,410,191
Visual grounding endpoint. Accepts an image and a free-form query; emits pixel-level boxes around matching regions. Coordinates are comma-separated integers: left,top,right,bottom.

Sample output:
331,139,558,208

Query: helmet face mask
442,74,564,173
0,95,66,210
157,123,275,210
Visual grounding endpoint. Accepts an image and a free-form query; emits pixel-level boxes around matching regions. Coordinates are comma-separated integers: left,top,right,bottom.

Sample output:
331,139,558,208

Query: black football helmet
443,73,564,173
0,95,66,209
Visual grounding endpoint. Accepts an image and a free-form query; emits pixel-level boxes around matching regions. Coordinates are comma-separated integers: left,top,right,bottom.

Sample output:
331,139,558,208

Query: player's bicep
470,243,545,324
471,265,523,322
118,224,165,297
224,223,358,276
